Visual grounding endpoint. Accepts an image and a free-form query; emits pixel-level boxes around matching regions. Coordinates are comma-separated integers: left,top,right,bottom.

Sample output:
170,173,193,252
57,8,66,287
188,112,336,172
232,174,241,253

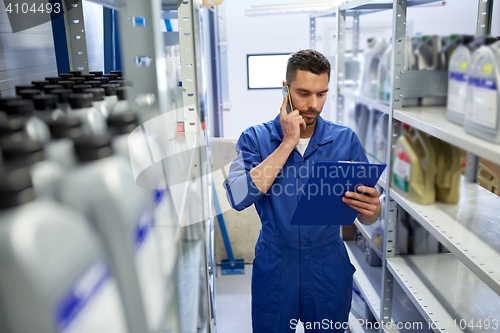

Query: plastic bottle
69,77,86,85
464,40,500,143
374,112,388,163
94,77,110,86
359,38,388,98
83,88,109,118
67,93,107,135
68,70,82,77
102,84,119,111
43,84,63,94
429,137,461,203
45,76,61,84
111,70,124,78
58,73,73,80
15,84,35,95
104,73,118,81
59,135,167,333
2,100,51,143
73,84,92,93
31,80,49,90
51,89,73,112
83,74,96,82
18,89,42,100
46,117,83,167
58,80,76,89
32,94,65,123
0,168,129,333
112,87,130,115
392,125,436,205
90,71,104,77
86,80,102,88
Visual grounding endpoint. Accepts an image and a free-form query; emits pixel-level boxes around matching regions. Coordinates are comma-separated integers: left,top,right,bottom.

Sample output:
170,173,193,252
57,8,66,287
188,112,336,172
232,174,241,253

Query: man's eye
318,93,326,97
301,93,308,97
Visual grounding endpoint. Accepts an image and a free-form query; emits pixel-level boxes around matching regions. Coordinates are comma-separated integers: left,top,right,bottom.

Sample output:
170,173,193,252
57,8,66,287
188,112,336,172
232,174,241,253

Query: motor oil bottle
415,35,447,106
83,87,110,118
59,135,167,333
446,36,497,125
429,137,462,203
464,40,500,143
2,99,51,143
0,167,129,333
102,84,119,111
51,88,73,112
359,38,387,98
67,93,107,135
33,94,65,123
43,84,63,94
46,117,83,167
111,87,130,115
1,139,63,200
392,125,436,205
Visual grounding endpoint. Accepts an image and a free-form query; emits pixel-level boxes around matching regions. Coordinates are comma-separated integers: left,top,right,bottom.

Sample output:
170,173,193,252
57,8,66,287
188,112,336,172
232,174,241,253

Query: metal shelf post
335,7,347,125
62,0,89,73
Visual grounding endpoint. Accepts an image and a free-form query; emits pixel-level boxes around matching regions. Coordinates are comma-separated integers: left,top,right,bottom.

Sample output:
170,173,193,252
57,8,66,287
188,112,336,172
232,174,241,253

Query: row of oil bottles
357,34,500,143
0,71,195,333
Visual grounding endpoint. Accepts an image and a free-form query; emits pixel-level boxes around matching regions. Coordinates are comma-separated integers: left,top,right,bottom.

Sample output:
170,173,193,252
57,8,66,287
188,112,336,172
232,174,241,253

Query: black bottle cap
51,89,73,103
0,167,36,209
82,74,96,81
89,71,103,77
69,77,86,84
58,80,75,89
59,73,73,80
68,93,93,109
110,70,123,77
74,135,114,162
94,77,110,85
68,70,82,77
44,84,63,94
82,88,105,101
101,84,117,96
86,80,102,88
33,95,59,111
109,80,125,87
2,139,45,166
72,84,92,93
18,89,42,100
45,76,61,84
103,73,118,81
0,117,27,144
116,87,128,101
15,84,36,95
107,112,139,135
116,77,125,81
48,117,83,139
0,96,21,110
3,100,34,115
31,80,49,90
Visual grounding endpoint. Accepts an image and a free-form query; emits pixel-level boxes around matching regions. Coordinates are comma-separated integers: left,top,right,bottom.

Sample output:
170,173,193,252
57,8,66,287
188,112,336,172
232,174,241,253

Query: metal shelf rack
312,0,500,331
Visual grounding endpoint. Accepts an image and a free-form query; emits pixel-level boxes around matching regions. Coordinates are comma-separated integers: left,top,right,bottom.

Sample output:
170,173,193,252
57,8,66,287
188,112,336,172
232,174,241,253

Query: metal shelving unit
61,1,216,332
313,0,500,332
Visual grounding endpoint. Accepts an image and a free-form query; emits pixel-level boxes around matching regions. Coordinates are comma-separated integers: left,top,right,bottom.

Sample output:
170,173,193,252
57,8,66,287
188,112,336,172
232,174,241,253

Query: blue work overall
224,114,368,333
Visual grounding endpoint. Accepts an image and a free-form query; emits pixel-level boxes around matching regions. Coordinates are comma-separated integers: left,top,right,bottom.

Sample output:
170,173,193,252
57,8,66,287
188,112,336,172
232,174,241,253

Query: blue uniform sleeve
223,129,265,211
349,131,369,163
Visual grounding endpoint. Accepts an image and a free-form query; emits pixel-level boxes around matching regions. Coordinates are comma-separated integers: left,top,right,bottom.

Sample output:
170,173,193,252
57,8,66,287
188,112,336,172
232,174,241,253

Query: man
223,50,381,332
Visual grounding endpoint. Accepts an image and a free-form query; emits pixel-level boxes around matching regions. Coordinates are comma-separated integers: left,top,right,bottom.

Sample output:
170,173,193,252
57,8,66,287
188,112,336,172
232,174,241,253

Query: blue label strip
468,77,498,90
449,71,467,82
134,209,154,249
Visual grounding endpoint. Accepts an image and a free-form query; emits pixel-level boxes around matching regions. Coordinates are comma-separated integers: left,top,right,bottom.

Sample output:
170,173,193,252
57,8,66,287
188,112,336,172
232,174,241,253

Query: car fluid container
18,89,42,100
442,35,474,69
68,70,82,77
45,76,61,84
102,84,119,111
67,93,107,135
354,103,371,146
2,100,51,143
58,80,76,90
0,168,129,333
86,80,102,88
392,126,436,205
446,36,496,125
111,87,130,115
82,74,96,82
73,84,92,93
58,73,73,80
429,137,461,203
378,37,419,106
90,70,104,77
374,112,388,163
46,117,83,167
32,94,65,123
359,38,387,98
415,35,447,106
59,135,167,333
1,139,63,200
464,40,500,143
43,84,63,94
83,88,109,118
15,84,35,95
104,73,119,81
69,77,86,85
51,88,73,112
31,80,49,90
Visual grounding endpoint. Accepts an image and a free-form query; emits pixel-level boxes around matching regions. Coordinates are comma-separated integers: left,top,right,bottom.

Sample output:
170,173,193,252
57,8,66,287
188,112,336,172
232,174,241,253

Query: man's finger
356,186,379,196
343,197,376,211
280,95,288,117
299,118,306,130
345,201,375,217
345,191,380,205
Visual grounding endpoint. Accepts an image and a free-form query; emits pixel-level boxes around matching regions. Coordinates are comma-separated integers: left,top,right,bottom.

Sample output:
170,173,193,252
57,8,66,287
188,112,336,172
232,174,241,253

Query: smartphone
281,85,293,114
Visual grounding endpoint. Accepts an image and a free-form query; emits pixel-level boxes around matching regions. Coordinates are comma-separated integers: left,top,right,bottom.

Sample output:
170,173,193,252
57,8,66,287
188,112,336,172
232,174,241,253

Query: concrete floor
215,264,305,333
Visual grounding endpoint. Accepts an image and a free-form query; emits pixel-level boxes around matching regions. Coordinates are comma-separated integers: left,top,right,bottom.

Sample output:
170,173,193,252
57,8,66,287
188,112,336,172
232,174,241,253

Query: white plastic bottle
111,87,130,115
67,93,107,135
59,135,167,333
83,87,110,118
0,168,129,333
102,84,119,111
415,35,447,106
464,40,500,143
46,116,83,167
359,38,387,98
32,94,65,123
2,99,51,143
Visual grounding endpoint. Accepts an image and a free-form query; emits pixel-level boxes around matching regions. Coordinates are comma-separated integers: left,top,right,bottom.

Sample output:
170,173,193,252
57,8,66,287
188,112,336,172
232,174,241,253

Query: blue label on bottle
153,189,165,208
468,77,497,90
55,260,110,332
134,209,154,249
449,71,467,82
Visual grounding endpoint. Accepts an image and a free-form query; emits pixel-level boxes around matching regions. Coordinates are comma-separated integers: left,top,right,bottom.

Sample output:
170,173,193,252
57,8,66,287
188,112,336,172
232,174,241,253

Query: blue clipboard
290,161,386,225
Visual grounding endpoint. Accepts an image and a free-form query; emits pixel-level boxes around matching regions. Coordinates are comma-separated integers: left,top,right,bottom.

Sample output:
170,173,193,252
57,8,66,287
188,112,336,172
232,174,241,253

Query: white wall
220,0,311,138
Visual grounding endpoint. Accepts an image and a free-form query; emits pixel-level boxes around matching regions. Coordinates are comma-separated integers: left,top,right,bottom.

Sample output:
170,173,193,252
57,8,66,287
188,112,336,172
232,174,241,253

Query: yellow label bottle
430,137,462,203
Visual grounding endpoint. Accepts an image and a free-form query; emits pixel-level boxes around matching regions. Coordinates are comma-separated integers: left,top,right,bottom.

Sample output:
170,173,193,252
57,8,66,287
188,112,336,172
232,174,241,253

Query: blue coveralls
223,114,368,333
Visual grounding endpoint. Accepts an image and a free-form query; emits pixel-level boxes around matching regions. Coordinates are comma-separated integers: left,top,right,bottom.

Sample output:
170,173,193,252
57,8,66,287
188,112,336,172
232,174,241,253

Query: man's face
288,69,329,126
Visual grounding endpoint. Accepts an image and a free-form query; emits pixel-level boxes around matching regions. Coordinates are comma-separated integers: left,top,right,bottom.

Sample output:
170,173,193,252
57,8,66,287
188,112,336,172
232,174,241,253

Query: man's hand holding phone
280,83,306,150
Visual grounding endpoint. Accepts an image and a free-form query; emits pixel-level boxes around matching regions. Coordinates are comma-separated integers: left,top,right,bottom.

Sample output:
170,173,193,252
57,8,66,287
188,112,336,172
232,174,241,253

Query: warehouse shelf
389,177,500,296
340,88,391,114
178,238,204,333
354,220,383,260
388,253,500,333
367,154,387,189
349,313,379,333
393,106,500,165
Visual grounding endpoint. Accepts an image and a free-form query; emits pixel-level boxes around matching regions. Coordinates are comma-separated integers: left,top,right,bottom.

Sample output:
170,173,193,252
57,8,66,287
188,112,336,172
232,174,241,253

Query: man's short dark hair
286,49,331,85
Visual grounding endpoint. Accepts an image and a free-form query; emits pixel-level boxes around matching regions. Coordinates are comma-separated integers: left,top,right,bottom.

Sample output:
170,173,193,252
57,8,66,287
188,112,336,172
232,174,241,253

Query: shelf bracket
335,7,346,125
62,0,89,73
476,0,494,36
310,16,316,50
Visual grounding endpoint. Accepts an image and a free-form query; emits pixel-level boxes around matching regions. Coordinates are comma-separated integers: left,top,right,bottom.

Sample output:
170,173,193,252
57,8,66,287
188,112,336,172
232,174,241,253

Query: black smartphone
281,85,293,114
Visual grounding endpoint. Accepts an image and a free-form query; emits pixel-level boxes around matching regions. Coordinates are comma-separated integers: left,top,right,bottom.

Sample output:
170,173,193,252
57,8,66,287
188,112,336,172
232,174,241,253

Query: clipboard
290,161,386,225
